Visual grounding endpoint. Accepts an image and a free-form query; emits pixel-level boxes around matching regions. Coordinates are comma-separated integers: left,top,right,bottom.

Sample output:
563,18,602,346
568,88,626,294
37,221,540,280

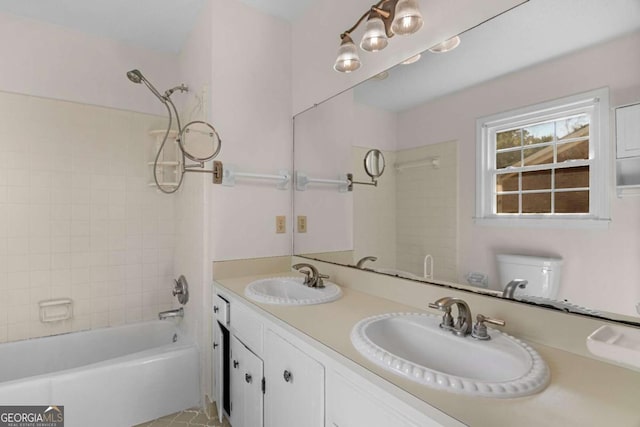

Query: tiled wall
395,141,458,281
0,91,176,343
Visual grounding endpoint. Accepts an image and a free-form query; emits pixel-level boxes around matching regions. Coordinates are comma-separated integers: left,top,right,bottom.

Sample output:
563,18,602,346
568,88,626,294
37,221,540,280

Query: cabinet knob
233,360,239,369
213,342,218,349
213,306,219,313
245,373,252,383
283,370,292,383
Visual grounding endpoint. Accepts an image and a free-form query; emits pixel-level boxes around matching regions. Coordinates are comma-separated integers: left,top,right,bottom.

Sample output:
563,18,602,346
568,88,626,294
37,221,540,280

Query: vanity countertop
215,273,640,427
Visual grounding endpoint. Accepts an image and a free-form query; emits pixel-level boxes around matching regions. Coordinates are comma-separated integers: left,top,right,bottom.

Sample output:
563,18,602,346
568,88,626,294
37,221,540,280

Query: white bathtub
0,320,199,427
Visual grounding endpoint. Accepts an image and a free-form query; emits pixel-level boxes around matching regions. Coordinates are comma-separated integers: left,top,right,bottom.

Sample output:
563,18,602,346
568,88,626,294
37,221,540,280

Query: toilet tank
496,254,563,299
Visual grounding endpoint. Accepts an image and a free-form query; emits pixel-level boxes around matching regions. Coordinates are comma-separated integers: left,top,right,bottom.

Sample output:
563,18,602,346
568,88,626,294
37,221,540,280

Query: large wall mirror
293,0,640,325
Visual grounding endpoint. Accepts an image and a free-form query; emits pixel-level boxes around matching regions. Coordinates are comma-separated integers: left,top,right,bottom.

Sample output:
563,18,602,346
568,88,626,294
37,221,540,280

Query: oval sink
351,313,549,398
245,277,342,305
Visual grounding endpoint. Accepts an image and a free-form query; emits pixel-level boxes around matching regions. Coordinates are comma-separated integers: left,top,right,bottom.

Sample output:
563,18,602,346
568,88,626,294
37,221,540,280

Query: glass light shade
334,35,361,73
428,36,461,53
391,0,424,35
360,16,388,52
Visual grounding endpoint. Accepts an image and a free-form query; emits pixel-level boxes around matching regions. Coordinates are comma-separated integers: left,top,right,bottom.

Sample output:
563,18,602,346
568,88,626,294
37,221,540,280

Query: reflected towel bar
295,171,352,192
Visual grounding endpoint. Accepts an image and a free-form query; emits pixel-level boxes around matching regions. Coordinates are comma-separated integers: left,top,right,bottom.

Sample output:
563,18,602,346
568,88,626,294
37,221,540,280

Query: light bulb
391,0,424,35
360,15,388,52
334,34,361,73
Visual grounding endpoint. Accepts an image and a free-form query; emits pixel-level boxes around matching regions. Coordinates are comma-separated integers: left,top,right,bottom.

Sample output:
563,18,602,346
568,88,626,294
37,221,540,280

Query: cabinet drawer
230,301,263,356
214,294,230,326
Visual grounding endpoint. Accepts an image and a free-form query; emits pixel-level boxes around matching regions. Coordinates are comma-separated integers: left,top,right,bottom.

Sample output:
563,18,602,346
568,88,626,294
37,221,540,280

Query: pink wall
291,0,526,114
397,32,640,316
294,91,354,254
0,12,179,116
208,0,293,261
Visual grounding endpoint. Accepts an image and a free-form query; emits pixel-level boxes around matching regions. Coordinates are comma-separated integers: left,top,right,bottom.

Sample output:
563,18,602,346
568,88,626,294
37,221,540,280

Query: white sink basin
351,313,549,398
245,277,342,305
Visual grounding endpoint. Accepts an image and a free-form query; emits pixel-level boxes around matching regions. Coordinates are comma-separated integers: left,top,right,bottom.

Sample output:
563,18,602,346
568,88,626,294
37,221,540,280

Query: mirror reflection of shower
126,69,222,193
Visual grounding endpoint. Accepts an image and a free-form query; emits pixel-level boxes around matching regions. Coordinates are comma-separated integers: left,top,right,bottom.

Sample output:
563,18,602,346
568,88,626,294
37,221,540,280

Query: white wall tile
0,92,174,342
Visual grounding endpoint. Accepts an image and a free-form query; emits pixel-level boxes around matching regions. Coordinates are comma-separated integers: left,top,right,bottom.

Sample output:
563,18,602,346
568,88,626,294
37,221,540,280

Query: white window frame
475,88,610,229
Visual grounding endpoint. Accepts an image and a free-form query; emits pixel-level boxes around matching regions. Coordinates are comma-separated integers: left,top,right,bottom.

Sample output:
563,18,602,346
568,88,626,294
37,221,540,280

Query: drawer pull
245,373,252,383
233,360,239,369
283,370,292,382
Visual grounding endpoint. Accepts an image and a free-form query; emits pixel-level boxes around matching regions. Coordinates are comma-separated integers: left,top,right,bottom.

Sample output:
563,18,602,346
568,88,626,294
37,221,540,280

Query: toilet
496,254,563,299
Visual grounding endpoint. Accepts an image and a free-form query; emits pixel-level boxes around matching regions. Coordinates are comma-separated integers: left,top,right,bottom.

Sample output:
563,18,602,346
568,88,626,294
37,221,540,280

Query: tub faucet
502,279,528,299
292,263,329,288
428,297,473,337
159,307,184,320
356,256,378,269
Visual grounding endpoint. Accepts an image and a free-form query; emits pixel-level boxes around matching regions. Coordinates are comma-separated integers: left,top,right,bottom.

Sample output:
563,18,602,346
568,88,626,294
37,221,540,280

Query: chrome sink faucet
356,256,378,269
429,296,506,340
502,279,528,299
429,297,473,337
292,263,329,288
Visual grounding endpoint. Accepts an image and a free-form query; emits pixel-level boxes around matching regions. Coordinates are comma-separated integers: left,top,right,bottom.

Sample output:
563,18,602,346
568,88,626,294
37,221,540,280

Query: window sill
473,216,611,230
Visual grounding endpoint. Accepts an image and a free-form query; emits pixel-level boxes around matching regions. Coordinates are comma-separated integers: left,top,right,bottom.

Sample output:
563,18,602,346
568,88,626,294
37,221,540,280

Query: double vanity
211,259,640,427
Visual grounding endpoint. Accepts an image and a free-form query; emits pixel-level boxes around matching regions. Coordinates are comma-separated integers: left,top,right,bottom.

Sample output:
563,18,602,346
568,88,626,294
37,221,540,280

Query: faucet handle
471,313,505,340
315,273,329,289
428,302,455,330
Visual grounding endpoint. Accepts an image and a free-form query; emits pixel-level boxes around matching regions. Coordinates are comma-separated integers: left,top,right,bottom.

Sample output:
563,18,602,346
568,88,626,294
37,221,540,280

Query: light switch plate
276,216,286,234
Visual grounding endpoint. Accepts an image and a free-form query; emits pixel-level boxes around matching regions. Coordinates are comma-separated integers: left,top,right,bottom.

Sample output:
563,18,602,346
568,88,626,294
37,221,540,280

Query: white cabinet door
230,335,264,427
326,370,445,427
212,321,224,423
264,329,324,427
616,103,640,158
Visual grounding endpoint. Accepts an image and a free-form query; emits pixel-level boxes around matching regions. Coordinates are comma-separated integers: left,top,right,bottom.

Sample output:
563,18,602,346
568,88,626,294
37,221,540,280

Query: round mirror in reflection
178,120,222,163
364,149,386,179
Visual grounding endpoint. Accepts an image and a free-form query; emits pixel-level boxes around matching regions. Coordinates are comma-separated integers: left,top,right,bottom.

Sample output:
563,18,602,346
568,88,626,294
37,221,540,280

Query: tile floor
133,407,230,427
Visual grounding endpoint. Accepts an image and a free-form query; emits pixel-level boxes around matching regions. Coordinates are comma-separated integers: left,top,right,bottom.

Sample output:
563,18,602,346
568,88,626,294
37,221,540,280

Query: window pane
496,150,521,169
523,122,554,146
496,194,518,214
522,170,551,190
556,115,589,139
496,129,521,149
557,139,589,162
496,173,519,192
523,146,553,166
556,166,589,189
522,192,551,213
555,191,589,213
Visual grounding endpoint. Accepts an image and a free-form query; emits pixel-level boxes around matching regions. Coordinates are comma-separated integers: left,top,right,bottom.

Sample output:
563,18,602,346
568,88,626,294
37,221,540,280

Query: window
475,88,610,228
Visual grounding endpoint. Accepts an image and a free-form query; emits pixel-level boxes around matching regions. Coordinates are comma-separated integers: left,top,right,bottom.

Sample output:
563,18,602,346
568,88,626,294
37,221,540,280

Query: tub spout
159,307,184,320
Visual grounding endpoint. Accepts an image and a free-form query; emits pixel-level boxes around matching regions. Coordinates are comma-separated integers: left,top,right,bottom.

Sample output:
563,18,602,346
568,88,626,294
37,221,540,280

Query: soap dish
586,325,640,371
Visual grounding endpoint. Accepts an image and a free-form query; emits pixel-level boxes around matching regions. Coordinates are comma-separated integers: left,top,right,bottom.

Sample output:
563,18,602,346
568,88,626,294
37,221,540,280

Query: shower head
126,69,166,103
126,69,143,84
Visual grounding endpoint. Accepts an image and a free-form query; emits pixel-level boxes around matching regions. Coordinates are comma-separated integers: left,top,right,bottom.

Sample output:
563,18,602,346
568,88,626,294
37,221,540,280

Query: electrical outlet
297,215,307,233
276,216,286,234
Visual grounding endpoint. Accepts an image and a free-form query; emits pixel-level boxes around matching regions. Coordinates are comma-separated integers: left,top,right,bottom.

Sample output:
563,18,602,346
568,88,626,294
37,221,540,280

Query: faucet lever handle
480,315,505,327
471,313,505,340
427,303,439,310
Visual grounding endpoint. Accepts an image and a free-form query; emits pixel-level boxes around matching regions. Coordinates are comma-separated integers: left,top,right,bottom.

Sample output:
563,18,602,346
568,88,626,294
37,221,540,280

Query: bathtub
0,320,199,427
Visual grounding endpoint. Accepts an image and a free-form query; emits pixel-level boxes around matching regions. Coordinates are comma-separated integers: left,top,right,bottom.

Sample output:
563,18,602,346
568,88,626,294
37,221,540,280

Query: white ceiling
0,0,310,53
355,0,640,112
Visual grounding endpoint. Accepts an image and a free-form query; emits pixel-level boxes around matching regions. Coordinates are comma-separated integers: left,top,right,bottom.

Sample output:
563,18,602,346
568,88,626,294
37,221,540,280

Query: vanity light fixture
401,53,422,65
428,35,461,53
334,0,424,73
